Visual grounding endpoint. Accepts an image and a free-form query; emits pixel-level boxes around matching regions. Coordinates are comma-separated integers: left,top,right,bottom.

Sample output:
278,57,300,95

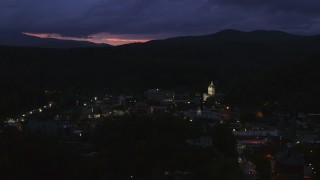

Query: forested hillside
1,30,320,117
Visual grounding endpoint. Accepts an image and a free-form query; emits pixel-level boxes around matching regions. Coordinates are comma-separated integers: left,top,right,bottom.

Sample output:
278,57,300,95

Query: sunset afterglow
22,32,151,46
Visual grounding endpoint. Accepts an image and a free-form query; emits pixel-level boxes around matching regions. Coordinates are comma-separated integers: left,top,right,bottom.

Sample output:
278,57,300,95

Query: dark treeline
0,114,242,180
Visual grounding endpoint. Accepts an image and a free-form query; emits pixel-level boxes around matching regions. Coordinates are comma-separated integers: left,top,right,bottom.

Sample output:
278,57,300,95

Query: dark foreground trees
0,115,242,180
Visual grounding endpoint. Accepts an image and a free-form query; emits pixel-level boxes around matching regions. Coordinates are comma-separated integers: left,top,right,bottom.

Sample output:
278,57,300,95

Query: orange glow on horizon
22,32,151,46
104,38,149,43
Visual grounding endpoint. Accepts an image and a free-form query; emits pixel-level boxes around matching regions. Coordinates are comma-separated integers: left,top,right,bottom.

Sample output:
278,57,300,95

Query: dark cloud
1,0,320,39
211,0,320,14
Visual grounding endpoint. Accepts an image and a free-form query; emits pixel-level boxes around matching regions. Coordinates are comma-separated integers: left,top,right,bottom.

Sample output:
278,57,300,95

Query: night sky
1,0,320,45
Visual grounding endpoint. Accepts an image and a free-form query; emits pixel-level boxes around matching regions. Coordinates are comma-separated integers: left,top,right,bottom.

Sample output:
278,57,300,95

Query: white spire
208,81,215,96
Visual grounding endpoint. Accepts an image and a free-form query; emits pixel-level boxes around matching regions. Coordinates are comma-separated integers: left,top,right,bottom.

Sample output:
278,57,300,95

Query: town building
145,89,175,102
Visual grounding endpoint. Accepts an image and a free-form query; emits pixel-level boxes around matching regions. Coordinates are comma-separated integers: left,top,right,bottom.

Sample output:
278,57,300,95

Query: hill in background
0,29,320,117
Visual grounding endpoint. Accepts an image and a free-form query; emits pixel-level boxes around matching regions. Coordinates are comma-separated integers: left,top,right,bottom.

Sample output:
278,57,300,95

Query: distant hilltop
1,29,320,116
0,29,315,48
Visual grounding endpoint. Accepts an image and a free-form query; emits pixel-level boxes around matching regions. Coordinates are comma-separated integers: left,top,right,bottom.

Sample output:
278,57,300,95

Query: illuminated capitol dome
203,81,215,101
